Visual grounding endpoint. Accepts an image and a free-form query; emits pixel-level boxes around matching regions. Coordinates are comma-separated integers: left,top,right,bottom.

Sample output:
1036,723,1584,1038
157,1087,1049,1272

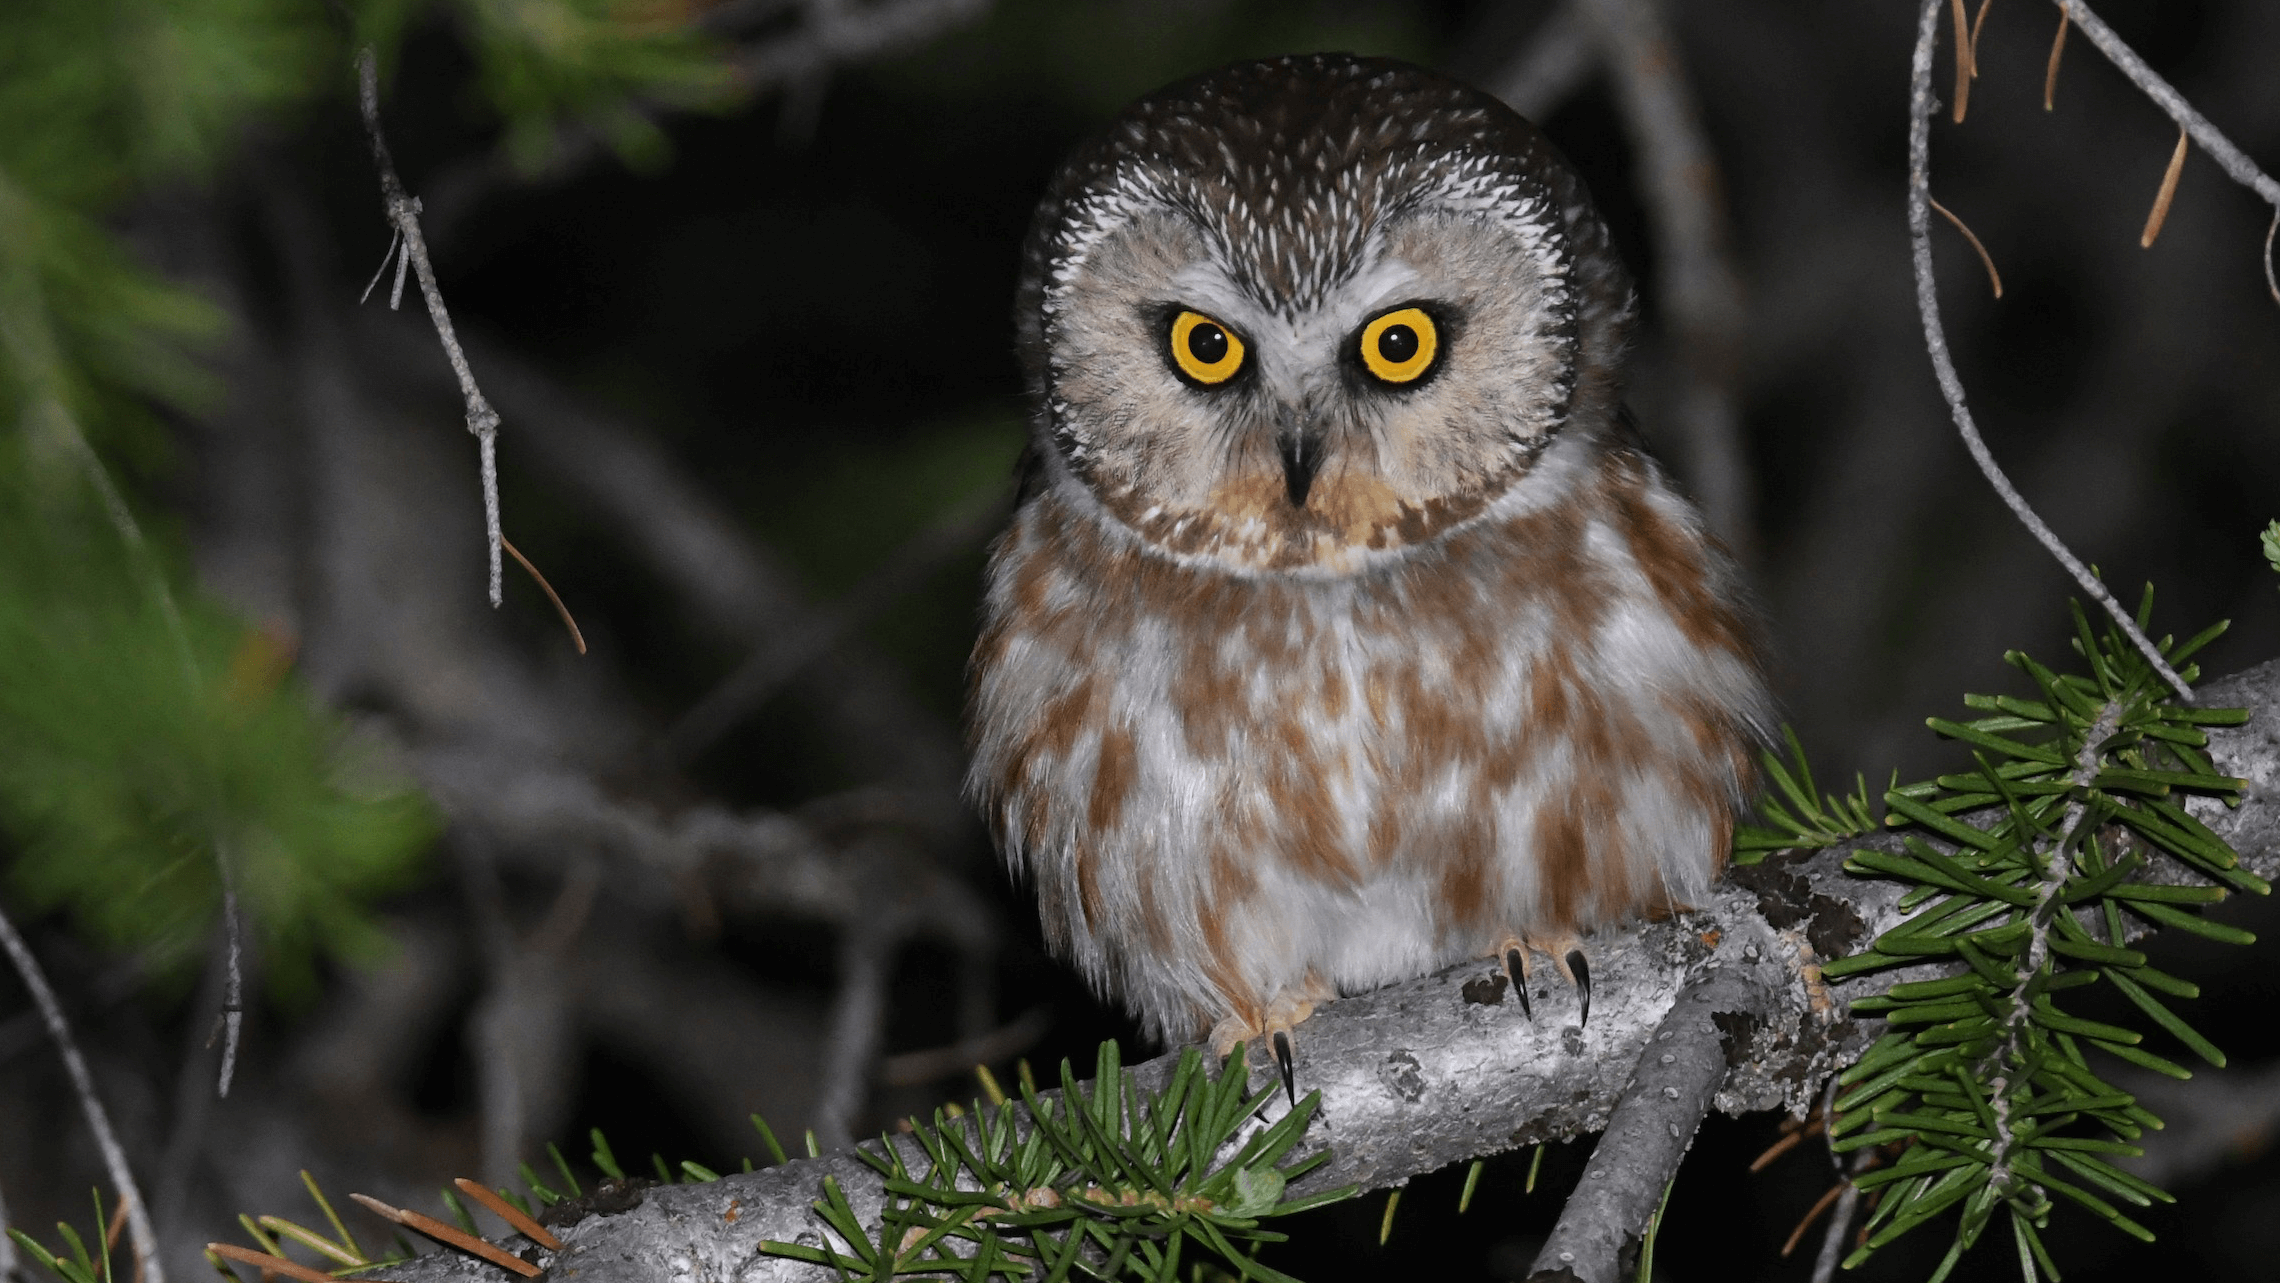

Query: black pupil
1187,322,1229,364
1377,323,1419,364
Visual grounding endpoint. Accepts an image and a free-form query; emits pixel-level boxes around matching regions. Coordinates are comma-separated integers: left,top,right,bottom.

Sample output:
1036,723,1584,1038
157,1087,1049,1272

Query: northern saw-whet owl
967,54,1773,1085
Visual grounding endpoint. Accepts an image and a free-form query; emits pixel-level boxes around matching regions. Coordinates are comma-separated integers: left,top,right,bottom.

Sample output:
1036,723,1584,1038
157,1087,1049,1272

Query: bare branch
1907,0,2191,699
2055,1,2280,214
355,48,505,608
1575,0,1754,551
0,906,166,1283
811,918,898,1150
1528,966,1780,1282
1484,4,1597,123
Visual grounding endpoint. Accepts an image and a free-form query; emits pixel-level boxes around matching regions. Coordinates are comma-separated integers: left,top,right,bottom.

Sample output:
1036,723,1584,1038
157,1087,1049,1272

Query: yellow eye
1358,307,1439,384
1168,310,1247,385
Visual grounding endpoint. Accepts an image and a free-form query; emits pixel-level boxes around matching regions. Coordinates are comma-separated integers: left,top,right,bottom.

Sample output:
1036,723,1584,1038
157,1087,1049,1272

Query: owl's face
1018,55,1636,576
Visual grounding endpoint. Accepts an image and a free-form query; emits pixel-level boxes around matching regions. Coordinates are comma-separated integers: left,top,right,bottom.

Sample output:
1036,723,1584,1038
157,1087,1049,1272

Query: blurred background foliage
4,0,2280,1280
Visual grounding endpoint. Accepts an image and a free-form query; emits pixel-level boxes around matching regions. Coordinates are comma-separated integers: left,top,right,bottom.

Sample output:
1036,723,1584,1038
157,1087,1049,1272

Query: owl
966,54,1772,1088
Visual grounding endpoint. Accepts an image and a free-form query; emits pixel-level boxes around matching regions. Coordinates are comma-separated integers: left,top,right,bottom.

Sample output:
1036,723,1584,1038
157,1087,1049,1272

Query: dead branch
355,48,507,608
1576,0,1754,552
0,904,166,1283
1907,0,2189,698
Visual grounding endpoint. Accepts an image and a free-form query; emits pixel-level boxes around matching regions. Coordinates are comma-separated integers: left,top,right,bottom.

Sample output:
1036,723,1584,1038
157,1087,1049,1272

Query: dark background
9,1,2280,1279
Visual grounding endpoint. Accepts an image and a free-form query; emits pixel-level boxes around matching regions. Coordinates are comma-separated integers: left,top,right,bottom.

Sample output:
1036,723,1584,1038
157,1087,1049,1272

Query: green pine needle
1813,590,2259,1278
758,1040,1354,1281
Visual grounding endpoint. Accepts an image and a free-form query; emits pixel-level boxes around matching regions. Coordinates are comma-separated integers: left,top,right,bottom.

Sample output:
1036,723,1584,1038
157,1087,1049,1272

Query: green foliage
760,1041,1356,1282
0,475,435,999
1735,725,1883,864
0,0,752,1001
2262,519,2280,579
8,1191,119,1283
1757,590,2261,1281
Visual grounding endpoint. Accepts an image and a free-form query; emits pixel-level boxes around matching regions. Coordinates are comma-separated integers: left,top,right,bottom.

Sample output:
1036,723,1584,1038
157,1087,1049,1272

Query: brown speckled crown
1013,53,1634,402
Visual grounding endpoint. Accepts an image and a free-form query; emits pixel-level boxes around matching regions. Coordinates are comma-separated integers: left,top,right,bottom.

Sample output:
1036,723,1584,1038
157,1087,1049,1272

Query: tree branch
1907,0,2190,699
356,656,2280,1283
1574,0,1753,553
355,48,506,608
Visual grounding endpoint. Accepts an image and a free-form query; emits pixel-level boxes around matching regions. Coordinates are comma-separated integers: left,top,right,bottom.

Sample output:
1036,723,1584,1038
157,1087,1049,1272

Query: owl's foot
1207,983,1328,1105
1494,934,1593,1027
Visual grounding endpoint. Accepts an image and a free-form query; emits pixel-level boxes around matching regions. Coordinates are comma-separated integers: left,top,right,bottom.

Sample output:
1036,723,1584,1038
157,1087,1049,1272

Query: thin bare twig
1487,3,1598,123
355,47,505,607
812,910,901,1149
2141,124,2190,248
1576,0,1754,551
2266,210,2280,307
0,905,165,1283
2055,1,2280,299
1929,197,2004,297
1807,1165,1869,1283
1907,0,2191,699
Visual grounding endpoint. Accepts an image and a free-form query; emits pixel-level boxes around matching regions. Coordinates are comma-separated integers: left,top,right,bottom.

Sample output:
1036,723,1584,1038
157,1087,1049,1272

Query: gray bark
368,658,2280,1283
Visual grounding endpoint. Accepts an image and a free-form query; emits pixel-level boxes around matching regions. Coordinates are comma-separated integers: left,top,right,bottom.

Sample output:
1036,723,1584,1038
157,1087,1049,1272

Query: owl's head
1016,54,1637,576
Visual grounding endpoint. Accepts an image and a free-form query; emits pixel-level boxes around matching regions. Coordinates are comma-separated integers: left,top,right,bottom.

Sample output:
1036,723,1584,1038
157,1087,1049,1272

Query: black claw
1567,950,1591,1027
1505,949,1532,1021
1272,1030,1296,1106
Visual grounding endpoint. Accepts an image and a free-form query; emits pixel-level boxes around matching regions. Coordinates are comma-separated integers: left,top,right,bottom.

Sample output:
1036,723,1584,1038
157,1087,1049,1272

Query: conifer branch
350,647,2280,1283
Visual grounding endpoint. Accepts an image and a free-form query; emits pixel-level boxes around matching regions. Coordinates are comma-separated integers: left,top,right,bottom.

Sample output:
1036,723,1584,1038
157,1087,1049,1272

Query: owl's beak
1277,423,1325,508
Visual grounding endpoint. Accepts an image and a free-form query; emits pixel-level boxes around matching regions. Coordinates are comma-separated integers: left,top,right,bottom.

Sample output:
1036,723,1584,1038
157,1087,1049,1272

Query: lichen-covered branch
353,656,2280,1283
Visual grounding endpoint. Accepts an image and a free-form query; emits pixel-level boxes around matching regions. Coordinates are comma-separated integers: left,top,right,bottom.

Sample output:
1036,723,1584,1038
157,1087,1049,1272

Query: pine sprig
1735,725,1882,863
1766,588,2261,1282
759,1041,1355,1282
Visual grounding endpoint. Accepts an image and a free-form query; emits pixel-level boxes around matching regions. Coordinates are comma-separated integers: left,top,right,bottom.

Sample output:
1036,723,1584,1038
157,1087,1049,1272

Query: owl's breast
966,452,1768,1039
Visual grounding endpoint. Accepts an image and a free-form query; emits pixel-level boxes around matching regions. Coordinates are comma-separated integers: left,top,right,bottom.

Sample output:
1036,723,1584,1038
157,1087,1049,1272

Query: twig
1807,1177,1863,1283
1576,0,1754,552
1928,197,2004,297
1981,697,2126,1195
0,905,166,1283
2053,1,2280,296
811,914,901,1149
1487,3,1598,123
355,47,506,607
2267,210,2280,307
2044,6,2069,109
500,536,587,654
1528,965,1780,1283
2140,124,2190,248
37,398,247,1096
1906,0,2191,700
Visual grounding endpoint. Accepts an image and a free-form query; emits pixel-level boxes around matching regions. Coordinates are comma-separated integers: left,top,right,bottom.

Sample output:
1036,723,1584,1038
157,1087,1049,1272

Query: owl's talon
1567,950,1592,1027
1271,1030,1296,1106
1502,947,1533,1021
